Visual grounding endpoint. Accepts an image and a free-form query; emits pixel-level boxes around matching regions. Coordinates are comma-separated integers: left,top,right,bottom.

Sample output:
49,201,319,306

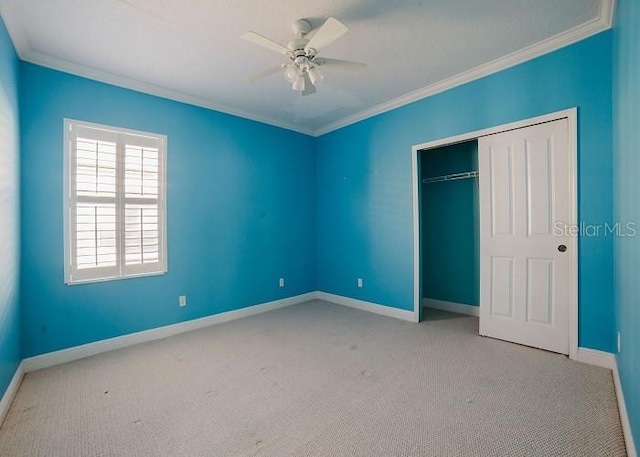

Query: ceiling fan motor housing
287,38,309,53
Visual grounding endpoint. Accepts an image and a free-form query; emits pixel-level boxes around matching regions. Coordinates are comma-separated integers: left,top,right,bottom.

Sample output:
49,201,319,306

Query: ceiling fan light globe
308,67,324,86
292,74,306,91
284,65,299,83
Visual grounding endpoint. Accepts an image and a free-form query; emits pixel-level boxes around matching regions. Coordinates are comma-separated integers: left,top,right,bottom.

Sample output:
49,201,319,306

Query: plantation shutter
65,120,166,284
123,137,164,276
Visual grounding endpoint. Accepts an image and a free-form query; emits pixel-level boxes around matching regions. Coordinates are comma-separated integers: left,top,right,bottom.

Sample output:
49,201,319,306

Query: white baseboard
423,298,480,317
613,357,638,457
575,348,636,456
0,361,25,428
23,292,316,372
23,291,417,373
575,347,616,369
316,291,416,322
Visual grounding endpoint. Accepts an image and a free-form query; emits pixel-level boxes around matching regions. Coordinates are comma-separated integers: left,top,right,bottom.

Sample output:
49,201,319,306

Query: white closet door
478,119,573,354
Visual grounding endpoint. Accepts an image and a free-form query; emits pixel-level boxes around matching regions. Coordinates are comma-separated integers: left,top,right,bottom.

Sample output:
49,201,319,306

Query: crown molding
313,0,616,136
0,0,313,136
20,50,315,136
606,0,618,27
1,0,614,138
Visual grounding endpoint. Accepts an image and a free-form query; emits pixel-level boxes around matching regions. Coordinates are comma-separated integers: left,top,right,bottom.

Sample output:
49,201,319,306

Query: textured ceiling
0,0,612,135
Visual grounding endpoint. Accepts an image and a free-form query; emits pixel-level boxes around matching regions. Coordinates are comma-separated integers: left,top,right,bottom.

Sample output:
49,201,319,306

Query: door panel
489,145,515,237
526,258,554,325
479,119,572,354
526,139,553,236
490,257,515,318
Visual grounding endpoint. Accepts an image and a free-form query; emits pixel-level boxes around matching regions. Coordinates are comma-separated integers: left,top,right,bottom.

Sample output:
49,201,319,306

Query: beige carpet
0,300,626,456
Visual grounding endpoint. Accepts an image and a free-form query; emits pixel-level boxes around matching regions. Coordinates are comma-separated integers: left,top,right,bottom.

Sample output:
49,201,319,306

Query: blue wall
3,13,619,370
316,32,615,352
420,141,479,306
20,63,316,357
0,17,21,399
613,0,640,449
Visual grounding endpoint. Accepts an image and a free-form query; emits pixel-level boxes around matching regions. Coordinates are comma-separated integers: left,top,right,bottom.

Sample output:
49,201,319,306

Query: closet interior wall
420,140,480,308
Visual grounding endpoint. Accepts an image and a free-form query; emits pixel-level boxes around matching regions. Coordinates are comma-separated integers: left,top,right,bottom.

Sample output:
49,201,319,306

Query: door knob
558,245,567,252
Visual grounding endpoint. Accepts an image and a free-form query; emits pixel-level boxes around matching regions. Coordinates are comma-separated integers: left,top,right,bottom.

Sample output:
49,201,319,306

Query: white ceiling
0,0,613,136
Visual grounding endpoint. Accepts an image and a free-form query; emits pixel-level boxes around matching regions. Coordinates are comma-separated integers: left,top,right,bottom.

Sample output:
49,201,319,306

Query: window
64,119,167,284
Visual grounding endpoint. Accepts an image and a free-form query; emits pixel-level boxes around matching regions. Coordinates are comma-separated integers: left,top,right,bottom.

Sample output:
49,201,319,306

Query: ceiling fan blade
315,58,366,75
304,17,348,53
301,74,316,96
241,32,290,55
247,66,283,83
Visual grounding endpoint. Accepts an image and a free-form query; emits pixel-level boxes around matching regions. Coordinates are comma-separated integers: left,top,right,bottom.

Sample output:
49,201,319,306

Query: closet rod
422,171,479,184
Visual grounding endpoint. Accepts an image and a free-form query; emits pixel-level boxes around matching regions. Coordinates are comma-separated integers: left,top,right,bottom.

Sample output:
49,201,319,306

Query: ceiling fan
241,17,366,96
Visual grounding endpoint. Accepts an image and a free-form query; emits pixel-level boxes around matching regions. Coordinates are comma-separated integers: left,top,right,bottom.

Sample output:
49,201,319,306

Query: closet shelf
422,171,478,184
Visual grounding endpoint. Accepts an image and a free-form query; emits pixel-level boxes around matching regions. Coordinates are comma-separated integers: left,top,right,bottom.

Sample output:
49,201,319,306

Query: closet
419,140,479,317
415,115,575,354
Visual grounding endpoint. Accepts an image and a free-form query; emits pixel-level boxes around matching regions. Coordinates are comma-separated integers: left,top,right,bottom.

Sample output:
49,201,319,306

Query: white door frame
411,108,578,361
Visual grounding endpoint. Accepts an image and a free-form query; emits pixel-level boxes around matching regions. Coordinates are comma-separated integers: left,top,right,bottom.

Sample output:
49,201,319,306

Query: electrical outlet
179,295,187,307
357,278,363,288
279,278,285,288
617,331,621,353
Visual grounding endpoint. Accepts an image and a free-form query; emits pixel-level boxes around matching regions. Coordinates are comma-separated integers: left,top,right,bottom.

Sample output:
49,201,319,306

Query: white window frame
63,119,168,285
